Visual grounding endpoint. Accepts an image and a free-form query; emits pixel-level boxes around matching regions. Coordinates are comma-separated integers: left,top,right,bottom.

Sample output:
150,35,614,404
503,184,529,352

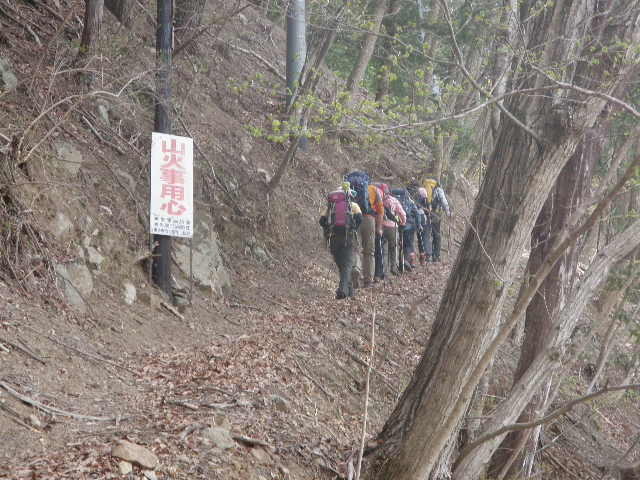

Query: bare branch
437,0,545,144
458,383,640,462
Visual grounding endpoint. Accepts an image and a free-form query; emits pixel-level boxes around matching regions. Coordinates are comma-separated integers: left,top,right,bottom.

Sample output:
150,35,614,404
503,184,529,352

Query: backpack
372,182,395,222
422,178,439,209
345,171,372,215
391,188,417,228
327,190,352,228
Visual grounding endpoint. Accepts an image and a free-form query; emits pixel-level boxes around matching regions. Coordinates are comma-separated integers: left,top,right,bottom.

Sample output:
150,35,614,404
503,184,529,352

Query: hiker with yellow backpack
421,178,451,262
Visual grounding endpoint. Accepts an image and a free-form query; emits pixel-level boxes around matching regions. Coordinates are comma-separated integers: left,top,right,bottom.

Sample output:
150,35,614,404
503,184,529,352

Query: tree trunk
491,120,599,479
451,218,640,479
78,0,103,63
365,2,639,479
104,0,133,27
375,0,398,102
489,0,518,140
345,0,388,102
175,0,207,34
586,271,636,394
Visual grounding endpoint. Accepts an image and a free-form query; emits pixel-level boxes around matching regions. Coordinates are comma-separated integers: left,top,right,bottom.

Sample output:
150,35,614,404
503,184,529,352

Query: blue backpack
345,171,372,215
391,188,417,228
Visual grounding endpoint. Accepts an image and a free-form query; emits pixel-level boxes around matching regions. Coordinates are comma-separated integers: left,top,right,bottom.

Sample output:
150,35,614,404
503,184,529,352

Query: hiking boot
336,289,347,300
419,253,426,265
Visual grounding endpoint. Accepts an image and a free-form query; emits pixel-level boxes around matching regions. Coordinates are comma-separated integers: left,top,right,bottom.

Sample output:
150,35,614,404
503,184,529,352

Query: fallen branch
0,336,47,365
0,402,38,431
21,324,137,375
0,381,126,422
165,399,199,410
356,308,375,480
233,434,271,448
160,301,185,320
225,41,285,81
294,357,335,401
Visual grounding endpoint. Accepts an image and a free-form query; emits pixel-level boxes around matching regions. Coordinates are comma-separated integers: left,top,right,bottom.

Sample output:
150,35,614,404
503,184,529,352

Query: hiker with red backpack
319,182,363,299
345,171,384,288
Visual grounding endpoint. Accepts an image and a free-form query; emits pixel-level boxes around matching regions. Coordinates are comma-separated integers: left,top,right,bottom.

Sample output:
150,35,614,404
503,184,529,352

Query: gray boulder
0,58,17,92
174,217,230,295
55,262,93,312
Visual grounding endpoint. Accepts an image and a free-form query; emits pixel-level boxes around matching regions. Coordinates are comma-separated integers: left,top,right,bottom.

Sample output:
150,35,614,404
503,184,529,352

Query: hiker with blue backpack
421,178,451,262
377,183,406,275
319,182,363,299
391,187,420,271
345,171,384,288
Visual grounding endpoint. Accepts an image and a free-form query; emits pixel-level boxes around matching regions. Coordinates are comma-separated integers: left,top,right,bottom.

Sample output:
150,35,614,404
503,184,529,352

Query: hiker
319,182,363,299
378,183,406,275
422,178,451,262
416,188,430,264
345,171,384,288
391,187,419,270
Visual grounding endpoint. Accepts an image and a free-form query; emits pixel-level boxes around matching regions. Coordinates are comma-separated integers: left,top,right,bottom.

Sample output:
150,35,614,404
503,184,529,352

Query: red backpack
327,190,350,227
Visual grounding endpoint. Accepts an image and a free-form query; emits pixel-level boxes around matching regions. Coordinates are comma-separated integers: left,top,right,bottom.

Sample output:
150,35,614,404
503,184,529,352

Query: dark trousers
417,228,426,255
402,227,415,256
329,227,355,297
424,214,442,260
374,234,384,279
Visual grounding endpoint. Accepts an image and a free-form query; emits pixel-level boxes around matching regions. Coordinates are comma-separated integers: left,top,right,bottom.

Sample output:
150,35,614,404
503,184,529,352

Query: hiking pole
398,225,405,273
447,213,452,260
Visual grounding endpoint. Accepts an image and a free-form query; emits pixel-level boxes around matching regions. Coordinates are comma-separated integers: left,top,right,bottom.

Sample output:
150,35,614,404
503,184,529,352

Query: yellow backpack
422,178,438,205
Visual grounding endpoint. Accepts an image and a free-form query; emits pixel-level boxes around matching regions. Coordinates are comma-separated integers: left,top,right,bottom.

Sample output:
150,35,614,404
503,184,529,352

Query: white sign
150,132,194,238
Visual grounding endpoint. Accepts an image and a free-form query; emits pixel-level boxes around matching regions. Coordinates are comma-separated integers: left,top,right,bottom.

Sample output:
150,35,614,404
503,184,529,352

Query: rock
55,262,94,312
96,101,110,126
51,211,74,239
117,461,132,475
86,246,105,268
116,169,136,191
123,282,136,305
201,427,236,449
111,440,159,469
174,217,231,295
143,470,157,480
28,414,41,428
270,395,290,413
0,57,18,92
252,246,269,263
256,168,271,184
250,447,270,463
54,141,84,175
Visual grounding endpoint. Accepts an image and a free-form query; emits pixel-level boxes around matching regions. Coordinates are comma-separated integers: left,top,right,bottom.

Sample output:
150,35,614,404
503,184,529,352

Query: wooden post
152,0,173,298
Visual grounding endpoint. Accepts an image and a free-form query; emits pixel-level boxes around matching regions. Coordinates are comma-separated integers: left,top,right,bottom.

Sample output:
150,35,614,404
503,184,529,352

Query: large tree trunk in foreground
491,121,599,479
365,2,639,479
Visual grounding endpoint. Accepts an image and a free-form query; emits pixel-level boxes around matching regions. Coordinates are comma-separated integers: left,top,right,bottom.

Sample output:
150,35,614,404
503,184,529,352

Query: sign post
152,0,174,297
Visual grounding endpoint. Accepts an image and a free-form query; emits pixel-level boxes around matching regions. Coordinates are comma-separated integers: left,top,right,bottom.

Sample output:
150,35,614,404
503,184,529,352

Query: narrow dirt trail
2,245,454,479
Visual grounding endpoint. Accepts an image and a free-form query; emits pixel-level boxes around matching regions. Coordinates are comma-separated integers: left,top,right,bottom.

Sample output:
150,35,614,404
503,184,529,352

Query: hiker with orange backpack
422,178,451,262
345,171,384,288
319,182,363,299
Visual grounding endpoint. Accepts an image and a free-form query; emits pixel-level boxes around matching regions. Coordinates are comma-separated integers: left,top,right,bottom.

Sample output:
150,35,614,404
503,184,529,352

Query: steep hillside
1,0,639,479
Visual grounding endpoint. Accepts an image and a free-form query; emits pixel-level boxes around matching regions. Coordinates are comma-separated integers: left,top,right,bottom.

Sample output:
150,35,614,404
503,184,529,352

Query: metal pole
286,0,307,150
152,0,173,298
286,0,306,110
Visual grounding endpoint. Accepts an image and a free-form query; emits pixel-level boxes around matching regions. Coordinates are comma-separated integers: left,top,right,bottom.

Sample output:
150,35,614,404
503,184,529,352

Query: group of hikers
319,171,451,299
